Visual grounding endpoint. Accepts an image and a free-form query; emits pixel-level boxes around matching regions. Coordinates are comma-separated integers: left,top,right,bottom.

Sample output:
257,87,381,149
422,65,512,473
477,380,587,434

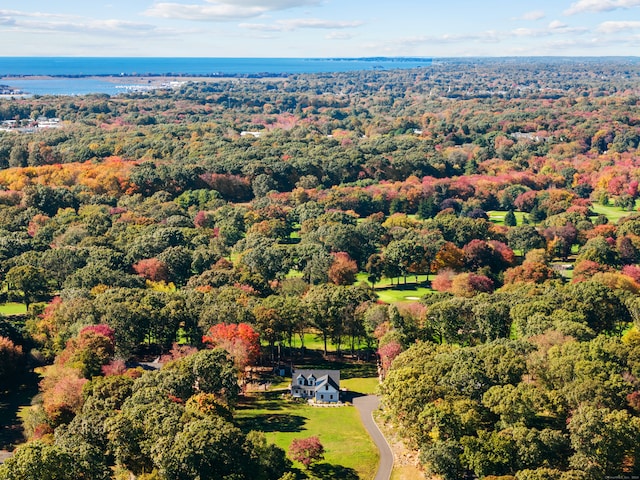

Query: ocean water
0,57,431,96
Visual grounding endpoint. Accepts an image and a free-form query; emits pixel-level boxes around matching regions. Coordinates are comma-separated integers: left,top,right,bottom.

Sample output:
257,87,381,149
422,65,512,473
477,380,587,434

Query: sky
1,0,640,57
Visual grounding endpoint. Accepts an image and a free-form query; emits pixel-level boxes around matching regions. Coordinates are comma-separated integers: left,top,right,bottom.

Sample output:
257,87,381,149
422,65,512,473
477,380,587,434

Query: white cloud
0,8,184,36
514,10,546,21
395,31,502,47
144,0,321,21
0,9,72,19
240,18,363,31
548,20,568,29
511,27,547,37
564,0,640,15
393,21,591,50
0,9,181,37
542,20,588,34
144,3,264,21
212,0,321,7
597,20,640,32
325,31,354,40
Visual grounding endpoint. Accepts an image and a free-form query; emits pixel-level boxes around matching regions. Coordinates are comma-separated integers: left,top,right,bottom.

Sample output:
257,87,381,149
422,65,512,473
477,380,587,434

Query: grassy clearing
284,332,341,352
340,377,379,395
0,303,27,315
356,273,433,304
488,210,526,226
375,285,432,304
282,332,373,354
236,392,378,479
590,203,637,224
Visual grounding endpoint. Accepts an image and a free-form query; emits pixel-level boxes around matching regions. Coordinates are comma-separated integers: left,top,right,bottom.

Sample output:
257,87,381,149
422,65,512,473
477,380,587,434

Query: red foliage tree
572,260,611,282
202,323,261,371
79,324,115,344
432,242,465,273
328,252,358,285
194,210,215,228
289,436,325,468
101,359,127,377
503,261,555,285
57,324,116,379
41,366,88,426
378,341,403,375
133,258,169,282
622,264,640,283
450,273,494,297
432,269,455,293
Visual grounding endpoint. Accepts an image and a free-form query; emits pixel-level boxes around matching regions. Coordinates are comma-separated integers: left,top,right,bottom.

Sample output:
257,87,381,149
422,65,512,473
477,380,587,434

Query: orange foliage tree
202,323,261,372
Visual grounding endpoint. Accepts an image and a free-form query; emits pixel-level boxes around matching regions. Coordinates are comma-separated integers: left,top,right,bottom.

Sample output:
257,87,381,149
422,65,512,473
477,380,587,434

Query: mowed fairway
375,286,432,304
590,203,638,224
0,303,27,315
236,391,379,479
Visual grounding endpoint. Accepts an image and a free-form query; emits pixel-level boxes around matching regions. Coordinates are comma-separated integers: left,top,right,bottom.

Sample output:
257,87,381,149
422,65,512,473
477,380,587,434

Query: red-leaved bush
289,436,325,468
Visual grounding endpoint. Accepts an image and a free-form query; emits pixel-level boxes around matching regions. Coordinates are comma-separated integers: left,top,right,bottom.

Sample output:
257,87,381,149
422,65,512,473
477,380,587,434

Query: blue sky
1,0,639,57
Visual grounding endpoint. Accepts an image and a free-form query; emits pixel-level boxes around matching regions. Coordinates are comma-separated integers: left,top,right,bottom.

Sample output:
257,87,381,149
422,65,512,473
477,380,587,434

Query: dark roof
293,369,340,385
315,374,340,390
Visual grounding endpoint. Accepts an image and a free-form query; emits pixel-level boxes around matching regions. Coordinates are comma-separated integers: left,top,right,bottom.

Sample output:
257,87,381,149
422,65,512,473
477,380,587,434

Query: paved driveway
353,395,393,480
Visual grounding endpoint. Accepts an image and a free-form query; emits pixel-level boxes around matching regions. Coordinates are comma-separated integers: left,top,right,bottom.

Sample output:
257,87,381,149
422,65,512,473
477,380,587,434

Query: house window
330,395,333,400
325,385,329,390
321,394,324,400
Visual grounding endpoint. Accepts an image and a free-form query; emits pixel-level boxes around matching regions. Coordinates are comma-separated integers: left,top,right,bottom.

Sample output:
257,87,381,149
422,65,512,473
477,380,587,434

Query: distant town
0,116,62,133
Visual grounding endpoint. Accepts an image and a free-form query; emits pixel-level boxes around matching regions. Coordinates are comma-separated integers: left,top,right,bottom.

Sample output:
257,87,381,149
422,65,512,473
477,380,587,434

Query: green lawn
488,210,526,226
590,203,637,224
236,391,378,479
284,332,344,352
375,285,432,304
281,332,374,354
353,273,433,304
340,377,379,395
0,302,27,315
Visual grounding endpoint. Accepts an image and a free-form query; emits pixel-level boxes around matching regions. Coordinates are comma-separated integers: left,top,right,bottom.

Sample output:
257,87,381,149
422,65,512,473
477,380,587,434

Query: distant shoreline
1,72,290,81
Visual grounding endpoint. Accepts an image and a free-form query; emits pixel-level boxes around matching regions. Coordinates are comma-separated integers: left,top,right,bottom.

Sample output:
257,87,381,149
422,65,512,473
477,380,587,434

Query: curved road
353,395,393,480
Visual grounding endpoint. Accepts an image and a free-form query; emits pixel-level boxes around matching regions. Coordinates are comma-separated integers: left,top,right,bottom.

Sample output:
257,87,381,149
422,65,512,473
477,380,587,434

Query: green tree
568,406,640,477
4,264,50,308
0,441,89,480
504,209,517,227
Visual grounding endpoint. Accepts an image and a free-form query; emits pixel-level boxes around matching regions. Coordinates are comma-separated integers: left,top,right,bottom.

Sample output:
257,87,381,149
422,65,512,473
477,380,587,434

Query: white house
290,369,340,403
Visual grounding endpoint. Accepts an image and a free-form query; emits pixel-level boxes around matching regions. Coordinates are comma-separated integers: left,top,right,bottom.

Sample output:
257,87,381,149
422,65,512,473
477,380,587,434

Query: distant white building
240,131,262,138
36,117,61,129
290,369,340,403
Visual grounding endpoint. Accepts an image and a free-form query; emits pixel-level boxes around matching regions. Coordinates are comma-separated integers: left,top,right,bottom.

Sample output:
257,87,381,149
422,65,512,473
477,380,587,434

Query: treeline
381,329,640,479
0,346,292,480
1,59,640,478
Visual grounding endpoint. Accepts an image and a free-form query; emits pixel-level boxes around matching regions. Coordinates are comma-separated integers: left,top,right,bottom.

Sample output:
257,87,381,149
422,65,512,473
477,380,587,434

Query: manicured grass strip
487,210,526,226
590,203,637,224
236,392,378,479
0,303,27,315
282,332,372,353
375,286,432,304
341,377,379,395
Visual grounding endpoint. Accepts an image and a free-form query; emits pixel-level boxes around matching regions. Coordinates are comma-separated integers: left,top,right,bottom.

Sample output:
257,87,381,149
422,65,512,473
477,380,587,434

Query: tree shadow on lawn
309,463,359,480
298,359,376,380
236,413,306,434
341,390,367,403
0,370,40,450
237,390,289,411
